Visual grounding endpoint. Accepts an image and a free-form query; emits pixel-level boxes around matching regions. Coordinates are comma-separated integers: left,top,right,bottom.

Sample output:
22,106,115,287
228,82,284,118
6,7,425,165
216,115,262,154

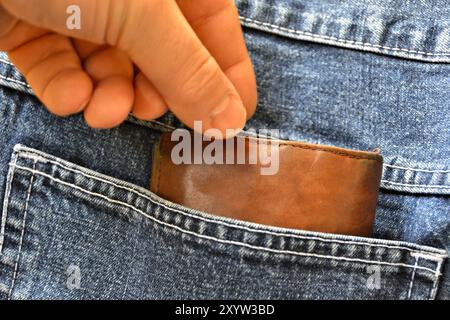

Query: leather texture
151,132,383,237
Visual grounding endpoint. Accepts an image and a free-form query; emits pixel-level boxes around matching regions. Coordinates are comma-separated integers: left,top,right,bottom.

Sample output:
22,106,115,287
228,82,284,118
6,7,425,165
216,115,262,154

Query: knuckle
103,0,158,48
103,0,128,45
180,55,221,100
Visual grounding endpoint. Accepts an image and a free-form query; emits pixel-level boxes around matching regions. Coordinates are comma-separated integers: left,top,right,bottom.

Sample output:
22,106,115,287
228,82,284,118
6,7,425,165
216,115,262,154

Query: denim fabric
0,0,449,300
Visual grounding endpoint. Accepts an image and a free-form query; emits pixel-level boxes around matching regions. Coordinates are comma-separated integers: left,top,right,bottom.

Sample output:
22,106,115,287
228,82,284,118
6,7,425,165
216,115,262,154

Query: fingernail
210,95,247,134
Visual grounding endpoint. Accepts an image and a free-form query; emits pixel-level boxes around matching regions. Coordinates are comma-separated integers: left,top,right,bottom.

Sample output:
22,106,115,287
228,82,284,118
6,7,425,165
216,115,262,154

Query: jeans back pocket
0,145,446,299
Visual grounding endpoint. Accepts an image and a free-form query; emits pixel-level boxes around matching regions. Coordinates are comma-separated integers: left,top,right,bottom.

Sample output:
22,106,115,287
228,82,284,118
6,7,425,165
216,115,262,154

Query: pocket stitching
7,159,36,300
407,255,419,299
13,146,447,259
429,258,445,300
11,162,445,276
240,16,450,57
0,152,18,254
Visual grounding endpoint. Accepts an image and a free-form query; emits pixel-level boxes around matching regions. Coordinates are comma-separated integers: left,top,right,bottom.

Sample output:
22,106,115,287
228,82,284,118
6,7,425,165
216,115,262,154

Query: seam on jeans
0,74,30,88
0,58,14,66
151,120,176,131
407,255,419,299
384,163,450,173
0,153,18,254
239,16,450,57
381,180,450,189
411,252,445,263
10,150,448,259
8,160,36,300
9,163,444,275
429,259,444,300
11,154,445,256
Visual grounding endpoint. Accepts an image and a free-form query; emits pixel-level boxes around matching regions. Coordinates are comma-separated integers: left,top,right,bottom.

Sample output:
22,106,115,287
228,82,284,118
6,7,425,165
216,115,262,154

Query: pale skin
0,0,257,136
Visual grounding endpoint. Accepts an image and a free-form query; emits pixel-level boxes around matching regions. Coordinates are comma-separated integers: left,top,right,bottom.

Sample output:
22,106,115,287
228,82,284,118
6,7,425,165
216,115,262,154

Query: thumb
1,0,248,136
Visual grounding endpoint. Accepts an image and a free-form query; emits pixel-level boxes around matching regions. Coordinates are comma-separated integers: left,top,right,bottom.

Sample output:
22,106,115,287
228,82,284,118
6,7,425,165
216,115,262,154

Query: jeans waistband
236,0,450,63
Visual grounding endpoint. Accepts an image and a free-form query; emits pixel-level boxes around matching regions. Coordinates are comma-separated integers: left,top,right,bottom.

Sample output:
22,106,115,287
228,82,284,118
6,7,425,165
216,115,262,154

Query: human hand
0,0,257,136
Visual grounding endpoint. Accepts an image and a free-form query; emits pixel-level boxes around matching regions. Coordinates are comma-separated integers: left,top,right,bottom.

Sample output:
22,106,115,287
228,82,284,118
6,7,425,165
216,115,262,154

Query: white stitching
429,259,444,300
411,252,445,263
9,163,443,275
13,149,448,257
147,120,176,131
0,153,18,254
127,116,177,132
407,255,419,299
384,163,450,173
7,160,36,300
12,153,48,164
0,58,14,66
12,151,448,258
381,180,450,189
0,74,30,88
239,16,450,57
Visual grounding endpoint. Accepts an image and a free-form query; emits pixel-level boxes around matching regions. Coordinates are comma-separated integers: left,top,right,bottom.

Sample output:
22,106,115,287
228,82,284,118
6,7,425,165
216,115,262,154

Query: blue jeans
0,0,448,299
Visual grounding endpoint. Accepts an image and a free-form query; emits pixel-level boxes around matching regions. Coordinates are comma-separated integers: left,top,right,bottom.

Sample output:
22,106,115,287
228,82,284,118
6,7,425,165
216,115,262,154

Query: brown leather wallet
151,132,383,237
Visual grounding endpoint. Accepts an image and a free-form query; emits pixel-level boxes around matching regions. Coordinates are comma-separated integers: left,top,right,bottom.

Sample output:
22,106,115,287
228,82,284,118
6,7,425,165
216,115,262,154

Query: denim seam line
411,252,446,300
384,163,450,173
9,163,444,277
0,58,13,66
430,258,445,299
0,153,18,254
7,159,36,300
239,16,450,57
13,146,448,258
407,255,419,299
380,180,450,190
13,148,448,259
0,74,30,88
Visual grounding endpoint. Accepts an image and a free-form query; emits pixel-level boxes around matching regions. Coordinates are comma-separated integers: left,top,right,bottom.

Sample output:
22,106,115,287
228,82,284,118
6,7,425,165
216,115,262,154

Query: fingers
5,26,93,116
74,40,166,125
1,0,248,135
132,72,168,121
73,41,134,128
177,0,257,118
125,0,248,134
75,42,169,122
